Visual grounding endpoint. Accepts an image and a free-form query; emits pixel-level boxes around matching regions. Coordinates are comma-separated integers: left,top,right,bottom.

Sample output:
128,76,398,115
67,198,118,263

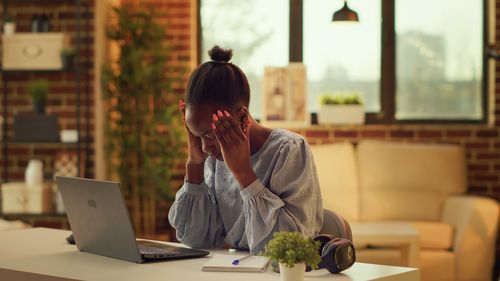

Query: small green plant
263,232,321,269
4,15,13,23
60,47,76,56
26,79,49,103
320,93,363,105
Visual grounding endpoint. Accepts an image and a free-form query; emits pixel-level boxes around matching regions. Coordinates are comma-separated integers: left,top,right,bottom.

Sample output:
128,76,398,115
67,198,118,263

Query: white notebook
201,254,270,272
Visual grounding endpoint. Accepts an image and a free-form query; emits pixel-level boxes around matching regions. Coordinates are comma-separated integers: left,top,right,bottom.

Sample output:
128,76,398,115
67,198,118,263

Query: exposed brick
469,185,489,192
417,130,443,138
465,141,490,149
334,130,358,138
477,153,500,160
390,130,414,138
474,175,499,182
360,130,386,138
468,164,490,171
305,130,330,139
446,130,472,138
476,130,499,138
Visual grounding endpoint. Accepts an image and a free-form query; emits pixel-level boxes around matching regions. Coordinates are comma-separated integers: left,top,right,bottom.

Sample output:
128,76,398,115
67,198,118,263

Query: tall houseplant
101,5,184,235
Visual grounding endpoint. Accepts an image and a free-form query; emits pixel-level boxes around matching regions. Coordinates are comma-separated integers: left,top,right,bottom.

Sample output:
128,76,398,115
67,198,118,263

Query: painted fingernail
217,110,223,117
211,123,216,129
224,110,230,117
212,113,218,122
179,100,185,109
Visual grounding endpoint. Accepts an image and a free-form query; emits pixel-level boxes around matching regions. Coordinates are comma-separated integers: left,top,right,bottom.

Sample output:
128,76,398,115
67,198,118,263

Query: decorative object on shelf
53,152,79,213
25,159,44,186
262,63,308,127
13,114,59,142
60,129,78,143
1,182,53,214
27,79,49,114
54,152,79,178
332,0,359,22
3,14,15,35
318,93,365,124
102,5,184,235
2,33,67,70
60,47,76,69
263,232,321,281
31,14,50,33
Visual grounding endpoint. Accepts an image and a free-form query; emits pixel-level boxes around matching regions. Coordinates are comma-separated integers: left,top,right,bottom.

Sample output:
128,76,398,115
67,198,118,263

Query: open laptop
55,176,209,263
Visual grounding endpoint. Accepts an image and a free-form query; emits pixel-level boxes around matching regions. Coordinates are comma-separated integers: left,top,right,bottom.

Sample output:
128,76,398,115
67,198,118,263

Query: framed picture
261,63,309,127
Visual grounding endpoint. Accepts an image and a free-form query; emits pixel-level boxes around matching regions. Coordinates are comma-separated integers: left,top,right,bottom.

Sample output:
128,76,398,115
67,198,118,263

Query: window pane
396,0,483,120
304,0,381,113
200,0,289,119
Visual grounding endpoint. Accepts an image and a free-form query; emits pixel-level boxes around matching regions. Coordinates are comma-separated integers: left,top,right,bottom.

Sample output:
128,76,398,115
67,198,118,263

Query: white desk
351,223,420,267
0,228,419,281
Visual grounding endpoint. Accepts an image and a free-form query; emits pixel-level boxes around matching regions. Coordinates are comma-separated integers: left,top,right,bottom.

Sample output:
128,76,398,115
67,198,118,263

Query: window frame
198,0,489,124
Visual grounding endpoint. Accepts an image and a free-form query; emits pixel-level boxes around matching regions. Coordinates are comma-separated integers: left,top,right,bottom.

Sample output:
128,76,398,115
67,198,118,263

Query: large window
200,0,487,123
304,0,381,113
200,0,288,117
395,0,483,120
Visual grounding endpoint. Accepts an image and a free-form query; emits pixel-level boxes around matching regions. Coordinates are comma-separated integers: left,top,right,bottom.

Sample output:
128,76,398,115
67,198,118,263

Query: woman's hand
180,100,206,184
212,110,257,188
179,100,206,165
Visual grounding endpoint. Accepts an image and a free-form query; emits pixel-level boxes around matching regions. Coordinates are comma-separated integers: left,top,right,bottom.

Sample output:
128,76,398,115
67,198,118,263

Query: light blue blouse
168,129,323,254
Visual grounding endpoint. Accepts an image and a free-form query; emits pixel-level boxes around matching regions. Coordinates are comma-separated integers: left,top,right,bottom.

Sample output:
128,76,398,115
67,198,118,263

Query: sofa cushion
411,221,454,250
357,140,466,221
310,142,360,221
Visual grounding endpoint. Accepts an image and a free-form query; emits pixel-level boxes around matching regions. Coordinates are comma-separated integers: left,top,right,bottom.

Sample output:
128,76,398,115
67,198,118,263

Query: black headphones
308,234,356,273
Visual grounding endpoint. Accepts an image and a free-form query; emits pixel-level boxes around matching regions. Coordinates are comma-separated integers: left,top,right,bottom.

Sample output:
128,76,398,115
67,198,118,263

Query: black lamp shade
332,2,359,22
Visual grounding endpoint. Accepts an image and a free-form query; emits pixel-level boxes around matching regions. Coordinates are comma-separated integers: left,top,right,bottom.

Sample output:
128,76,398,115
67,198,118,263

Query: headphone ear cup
312,234,334,253
321,238,356,273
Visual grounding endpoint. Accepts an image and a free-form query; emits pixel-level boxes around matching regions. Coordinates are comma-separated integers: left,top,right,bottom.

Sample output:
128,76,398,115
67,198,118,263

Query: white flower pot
279,262,305,281
3,22,15,35
318,104,365,125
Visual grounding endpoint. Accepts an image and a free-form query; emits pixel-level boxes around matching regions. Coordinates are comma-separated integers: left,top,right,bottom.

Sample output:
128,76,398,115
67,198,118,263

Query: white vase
25,159,44,186
279,262,306,281
3,22,15,35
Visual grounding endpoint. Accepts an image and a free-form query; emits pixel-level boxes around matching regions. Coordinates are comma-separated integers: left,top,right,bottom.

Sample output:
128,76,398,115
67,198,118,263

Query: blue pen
232,255,252,265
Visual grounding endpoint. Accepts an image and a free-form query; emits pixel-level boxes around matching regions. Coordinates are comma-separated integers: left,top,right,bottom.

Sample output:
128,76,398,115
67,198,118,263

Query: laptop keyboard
138,245,175,255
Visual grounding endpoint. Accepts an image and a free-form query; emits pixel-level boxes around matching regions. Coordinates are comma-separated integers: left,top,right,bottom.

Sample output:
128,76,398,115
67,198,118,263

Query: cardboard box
2,33,67,70
1,182,53,214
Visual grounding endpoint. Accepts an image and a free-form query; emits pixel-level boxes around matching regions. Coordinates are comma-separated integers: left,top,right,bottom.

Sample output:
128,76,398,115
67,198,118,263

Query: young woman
168,46,323,254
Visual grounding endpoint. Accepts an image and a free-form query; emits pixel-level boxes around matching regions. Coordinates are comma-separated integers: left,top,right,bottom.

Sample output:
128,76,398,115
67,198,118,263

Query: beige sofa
310,140,498,281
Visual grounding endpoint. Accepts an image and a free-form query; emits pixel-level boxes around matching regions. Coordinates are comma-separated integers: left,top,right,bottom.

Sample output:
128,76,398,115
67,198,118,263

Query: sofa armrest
441,195,498,281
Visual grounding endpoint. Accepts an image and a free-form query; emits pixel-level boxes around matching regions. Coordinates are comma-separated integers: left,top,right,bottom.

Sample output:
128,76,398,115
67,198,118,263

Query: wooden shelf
2,141,78,146
0,213,66,220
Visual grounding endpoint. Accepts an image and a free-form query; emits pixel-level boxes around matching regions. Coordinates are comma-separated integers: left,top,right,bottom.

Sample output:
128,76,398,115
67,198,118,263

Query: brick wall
0,0,95,182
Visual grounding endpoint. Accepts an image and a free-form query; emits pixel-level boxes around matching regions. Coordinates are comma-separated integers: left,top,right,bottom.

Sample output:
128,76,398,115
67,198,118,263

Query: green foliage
320,92,363,105
101,5,185,205
263,232,321,269
60,47,76,56
4,15,13,22
26,79,49,103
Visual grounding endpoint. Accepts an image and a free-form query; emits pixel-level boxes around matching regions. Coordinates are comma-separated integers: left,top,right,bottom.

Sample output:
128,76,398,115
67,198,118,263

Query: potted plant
26,79,49,115
263,232,321,281
3,14,15,35
60,47,76,69
318,92,365,124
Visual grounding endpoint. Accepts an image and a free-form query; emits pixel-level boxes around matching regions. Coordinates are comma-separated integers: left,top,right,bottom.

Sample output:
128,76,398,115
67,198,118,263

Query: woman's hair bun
208,45,233,63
